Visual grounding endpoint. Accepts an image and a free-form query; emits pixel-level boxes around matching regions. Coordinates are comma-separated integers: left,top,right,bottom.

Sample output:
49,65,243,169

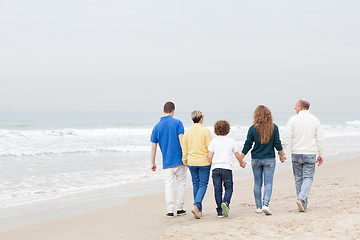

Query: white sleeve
315,120,325,157
232,139,239,153
282,117,293,150
208,139,215,152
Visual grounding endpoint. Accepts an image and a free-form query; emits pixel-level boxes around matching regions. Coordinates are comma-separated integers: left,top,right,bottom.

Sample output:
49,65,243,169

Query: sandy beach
1,157,359,240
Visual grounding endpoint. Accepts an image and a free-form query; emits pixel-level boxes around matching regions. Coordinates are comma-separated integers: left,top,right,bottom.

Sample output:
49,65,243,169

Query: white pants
164,165,187,213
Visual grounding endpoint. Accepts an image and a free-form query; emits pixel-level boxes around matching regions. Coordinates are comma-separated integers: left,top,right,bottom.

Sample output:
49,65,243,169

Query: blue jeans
251,158,276,209
292,154,316,208
188,165,211,212
212,168,233,214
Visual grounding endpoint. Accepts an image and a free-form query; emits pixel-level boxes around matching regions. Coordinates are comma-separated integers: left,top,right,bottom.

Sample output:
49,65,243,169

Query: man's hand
316,156,323,166
151,163,157,171
280,155,286,163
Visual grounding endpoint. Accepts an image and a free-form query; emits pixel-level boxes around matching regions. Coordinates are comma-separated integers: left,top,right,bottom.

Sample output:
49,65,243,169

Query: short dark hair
214,120,230,136
163,101,175,113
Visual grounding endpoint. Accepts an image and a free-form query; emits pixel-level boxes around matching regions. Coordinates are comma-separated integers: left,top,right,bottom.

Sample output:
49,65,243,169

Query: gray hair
298,99,310,109
191,110,203,123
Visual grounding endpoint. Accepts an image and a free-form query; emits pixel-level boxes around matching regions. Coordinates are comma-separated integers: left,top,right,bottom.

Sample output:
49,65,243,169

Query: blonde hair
253,105,274,144
191,110,203,123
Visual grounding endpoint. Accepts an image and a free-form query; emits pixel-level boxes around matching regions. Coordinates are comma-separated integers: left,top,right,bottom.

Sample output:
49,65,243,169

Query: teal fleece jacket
242,124,283,159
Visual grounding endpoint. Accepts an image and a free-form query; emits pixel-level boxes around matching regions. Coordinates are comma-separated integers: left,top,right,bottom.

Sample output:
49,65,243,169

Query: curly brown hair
214,120,230,136
253,105,274,144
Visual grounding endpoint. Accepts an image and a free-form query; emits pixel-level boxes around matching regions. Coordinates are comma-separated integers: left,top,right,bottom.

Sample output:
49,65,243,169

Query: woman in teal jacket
238,105,286,215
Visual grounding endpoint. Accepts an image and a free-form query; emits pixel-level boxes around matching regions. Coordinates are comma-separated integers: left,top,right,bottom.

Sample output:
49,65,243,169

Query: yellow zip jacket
182,123,212,166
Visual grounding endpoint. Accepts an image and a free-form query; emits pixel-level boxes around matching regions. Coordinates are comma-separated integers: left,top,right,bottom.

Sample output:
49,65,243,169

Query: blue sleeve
242,126,254,155
150,127,158,143
177,121,184,135
273,124,283,151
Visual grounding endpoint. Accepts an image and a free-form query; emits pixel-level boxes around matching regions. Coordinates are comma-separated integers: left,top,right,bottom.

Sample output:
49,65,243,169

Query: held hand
240,161,247,168
280,155,286,163
316,156,323,166
151,163,157,171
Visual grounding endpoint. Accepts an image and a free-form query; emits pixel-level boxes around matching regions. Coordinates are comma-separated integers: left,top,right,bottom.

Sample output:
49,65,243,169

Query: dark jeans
212,168,233,214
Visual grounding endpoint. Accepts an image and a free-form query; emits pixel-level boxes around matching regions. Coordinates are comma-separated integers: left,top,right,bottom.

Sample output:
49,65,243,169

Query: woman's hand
239,160,247,168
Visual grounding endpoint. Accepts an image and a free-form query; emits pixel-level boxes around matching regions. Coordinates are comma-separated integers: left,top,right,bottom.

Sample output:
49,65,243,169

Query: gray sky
1,0,359,113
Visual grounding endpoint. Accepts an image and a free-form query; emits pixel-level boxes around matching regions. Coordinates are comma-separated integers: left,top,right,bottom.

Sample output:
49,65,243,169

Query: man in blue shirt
151,102,187,217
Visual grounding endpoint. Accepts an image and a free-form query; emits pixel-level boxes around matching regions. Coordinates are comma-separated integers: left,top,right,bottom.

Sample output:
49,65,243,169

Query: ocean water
0,111,360,230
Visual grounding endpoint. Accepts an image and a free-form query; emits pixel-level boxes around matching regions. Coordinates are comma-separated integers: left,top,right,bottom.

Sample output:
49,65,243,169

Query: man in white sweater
282,99,324,212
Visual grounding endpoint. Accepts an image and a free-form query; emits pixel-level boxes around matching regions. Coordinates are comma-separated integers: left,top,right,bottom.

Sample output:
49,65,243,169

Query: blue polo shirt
151,115,184,169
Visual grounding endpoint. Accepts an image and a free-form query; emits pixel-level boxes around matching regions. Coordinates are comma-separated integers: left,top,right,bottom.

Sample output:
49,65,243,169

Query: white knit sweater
282,110,324,157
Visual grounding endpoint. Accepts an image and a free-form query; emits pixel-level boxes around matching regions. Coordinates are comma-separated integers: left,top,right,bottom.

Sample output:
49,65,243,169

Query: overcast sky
0,0,359,113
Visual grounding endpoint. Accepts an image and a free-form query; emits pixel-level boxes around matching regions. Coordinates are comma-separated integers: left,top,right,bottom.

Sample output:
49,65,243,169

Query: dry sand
1,158,359,240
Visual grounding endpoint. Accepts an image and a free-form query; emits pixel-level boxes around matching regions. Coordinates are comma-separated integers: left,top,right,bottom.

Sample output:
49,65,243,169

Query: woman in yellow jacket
182,110,212,219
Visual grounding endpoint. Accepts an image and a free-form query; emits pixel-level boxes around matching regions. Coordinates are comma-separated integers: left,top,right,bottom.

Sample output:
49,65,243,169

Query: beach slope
161,157,360,240
0,158,359,240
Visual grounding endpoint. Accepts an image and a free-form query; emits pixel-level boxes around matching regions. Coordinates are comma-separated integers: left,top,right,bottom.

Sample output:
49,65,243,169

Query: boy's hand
151,163,157,171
